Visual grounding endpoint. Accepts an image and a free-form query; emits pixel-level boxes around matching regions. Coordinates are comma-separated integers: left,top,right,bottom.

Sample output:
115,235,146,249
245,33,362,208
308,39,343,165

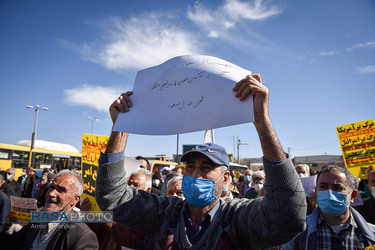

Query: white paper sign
10,196,38,211
300,175,317,196
113,55,253,135
124,157,143,175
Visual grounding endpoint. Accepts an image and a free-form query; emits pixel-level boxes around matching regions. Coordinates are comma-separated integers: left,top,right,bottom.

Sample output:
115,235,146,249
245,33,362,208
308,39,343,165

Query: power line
292,140,338,151
43,112,86,133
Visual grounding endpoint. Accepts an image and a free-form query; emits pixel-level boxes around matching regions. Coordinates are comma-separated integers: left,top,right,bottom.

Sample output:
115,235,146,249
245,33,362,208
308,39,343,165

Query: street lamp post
26,105,48,167
237,138,248,164
88,117,98,134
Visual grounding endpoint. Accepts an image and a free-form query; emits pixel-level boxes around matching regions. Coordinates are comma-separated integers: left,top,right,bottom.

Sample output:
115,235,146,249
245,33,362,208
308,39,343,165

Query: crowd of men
0,73,374,249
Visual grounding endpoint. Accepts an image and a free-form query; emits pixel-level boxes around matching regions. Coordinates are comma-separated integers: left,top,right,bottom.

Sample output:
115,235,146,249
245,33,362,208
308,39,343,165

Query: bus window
35,153,44,164
45,154,53,165
23,152,30,162
12,151,23,160
54,157,68,171
68,157,74,167
0,149,9,159
74,157,81,168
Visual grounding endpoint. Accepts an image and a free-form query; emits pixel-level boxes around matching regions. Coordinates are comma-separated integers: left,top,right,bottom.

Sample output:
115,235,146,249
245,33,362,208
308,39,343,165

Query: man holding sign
96,70,306,249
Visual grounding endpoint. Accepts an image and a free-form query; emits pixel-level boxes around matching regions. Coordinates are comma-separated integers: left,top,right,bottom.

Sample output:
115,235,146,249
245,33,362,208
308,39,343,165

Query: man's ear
350,189,358,203
73,195,81,206
223,171,230,186
147,187,152,193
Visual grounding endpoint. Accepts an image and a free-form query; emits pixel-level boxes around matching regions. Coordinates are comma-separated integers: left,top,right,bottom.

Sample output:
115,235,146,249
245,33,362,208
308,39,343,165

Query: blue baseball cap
180,143,229,168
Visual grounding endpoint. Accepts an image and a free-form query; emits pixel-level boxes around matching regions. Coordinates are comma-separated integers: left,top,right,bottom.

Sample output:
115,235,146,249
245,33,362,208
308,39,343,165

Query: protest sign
299,175,317,196
113,55,253,135
10,196,38,222
336,119,375,179
81,133,143,211
82,134,109,211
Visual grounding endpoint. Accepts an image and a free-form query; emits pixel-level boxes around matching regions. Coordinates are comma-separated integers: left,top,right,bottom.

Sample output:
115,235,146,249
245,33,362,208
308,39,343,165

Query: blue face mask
244,175,251,183
317,189,350,216
181,173,224,208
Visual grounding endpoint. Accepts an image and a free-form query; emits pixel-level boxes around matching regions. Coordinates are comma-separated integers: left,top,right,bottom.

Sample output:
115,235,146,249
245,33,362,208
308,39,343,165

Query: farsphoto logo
31,211,113,223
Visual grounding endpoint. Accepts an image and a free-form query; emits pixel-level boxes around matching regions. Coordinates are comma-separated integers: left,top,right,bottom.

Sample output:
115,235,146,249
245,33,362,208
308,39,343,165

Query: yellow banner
336,119,375,179
81,133,109,211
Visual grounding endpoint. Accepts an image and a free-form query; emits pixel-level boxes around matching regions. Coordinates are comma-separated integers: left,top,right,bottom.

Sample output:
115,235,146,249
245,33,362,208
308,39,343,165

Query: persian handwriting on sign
347,156,375,165
113,55,253,135
11,197,37,209
345,148,375,160
336,119,375,177
342,142,375,152
177,58,234,68
83,165,97,181
337,120,375,134
340,134,375,147
151,71,230,92
84,182,96,193
168,96,204,110
82,163,98,195
338,128,375,140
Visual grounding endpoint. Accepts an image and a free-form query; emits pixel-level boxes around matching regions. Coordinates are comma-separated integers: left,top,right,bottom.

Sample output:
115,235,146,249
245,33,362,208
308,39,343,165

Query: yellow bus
0,140,81,179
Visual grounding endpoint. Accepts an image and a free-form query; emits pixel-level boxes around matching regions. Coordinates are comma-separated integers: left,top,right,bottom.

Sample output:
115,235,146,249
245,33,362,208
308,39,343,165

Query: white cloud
187,0,281,38
223,0,281,20
357,65,375,74
320,41,375,56
60,13,202,71
64,84,120,112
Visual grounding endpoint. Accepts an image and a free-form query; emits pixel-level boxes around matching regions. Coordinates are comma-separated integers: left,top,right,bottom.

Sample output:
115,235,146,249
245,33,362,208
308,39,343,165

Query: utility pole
237,138,248,164
233,136,236,162
26,105,49,167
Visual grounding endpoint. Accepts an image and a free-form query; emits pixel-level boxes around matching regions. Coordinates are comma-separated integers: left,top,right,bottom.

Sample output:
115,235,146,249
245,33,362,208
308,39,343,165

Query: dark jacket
2,180,21,197
22,174,39,198
37,182,51,208
0,190,11,227
1,221,99,250
354,196,375,224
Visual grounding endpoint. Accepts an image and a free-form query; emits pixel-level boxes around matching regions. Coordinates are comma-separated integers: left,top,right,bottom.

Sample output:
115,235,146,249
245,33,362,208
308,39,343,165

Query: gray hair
167,176,182,189
7,168,16,175
56,170,84,195
317,165,356,191
130,168,152,189
296,164,309,172
252,173,264,182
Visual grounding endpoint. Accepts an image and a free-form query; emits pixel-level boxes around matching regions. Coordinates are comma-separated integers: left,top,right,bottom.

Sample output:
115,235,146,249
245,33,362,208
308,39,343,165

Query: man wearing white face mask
96,74,307,249
355,169,375,224
244,173,264,200
282,165,375,249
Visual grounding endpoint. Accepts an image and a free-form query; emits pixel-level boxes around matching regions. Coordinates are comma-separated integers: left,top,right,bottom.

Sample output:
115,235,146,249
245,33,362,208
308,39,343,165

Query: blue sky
1,0,374,160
